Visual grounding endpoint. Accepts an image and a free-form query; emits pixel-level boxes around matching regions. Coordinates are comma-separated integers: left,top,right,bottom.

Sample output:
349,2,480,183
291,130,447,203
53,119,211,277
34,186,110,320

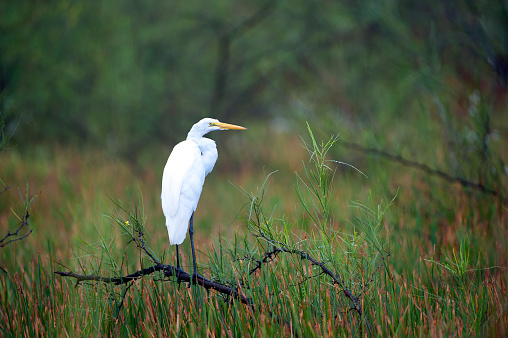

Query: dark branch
0,229,33,248
253,232,372,335
248,246,282,275
55,220,253,307
341,140,500,196
285,271,325,289
359,253,390,297
55,263,253,307
0,208,33,248
0,185,10,196
115,282,134,318
128,227,161,265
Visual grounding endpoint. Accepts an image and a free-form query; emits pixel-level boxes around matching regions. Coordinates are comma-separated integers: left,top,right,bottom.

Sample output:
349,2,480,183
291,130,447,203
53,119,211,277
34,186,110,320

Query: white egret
161,118,247,282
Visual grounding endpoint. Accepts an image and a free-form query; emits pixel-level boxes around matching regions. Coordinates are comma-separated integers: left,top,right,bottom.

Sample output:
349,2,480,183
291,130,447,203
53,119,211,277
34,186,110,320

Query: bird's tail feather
166,216,190,245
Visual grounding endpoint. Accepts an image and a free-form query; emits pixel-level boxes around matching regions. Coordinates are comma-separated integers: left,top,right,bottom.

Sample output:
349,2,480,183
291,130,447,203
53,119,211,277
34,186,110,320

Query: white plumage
161,118,246,277
162,138,215,244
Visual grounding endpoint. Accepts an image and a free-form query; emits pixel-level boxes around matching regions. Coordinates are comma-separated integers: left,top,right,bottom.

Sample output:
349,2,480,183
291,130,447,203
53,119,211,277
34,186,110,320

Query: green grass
0,120,507,336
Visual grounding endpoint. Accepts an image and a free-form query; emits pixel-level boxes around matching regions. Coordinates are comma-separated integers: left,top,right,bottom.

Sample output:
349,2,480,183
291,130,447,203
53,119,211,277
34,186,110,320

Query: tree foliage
1,0,506,154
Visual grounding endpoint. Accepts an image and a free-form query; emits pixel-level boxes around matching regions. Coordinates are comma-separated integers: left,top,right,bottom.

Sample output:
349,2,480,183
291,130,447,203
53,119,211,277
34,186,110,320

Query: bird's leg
188,212,200,286
176,244,181,270
175,244,183,283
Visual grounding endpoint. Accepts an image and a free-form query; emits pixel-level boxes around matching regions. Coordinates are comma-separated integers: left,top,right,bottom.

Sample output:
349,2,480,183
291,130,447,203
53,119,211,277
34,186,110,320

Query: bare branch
0,208,32,248
0,185,10,195
359,253,390,297
285,271,325,289
0,229,33,248
253,231,372,335
55,263,253,307
127,227,161,265
341,140,501,196
114,282,134,319
247,246,282,275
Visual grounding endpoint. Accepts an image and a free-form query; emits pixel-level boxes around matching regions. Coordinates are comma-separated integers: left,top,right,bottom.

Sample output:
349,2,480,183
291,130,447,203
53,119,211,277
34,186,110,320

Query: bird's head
187,118,247,139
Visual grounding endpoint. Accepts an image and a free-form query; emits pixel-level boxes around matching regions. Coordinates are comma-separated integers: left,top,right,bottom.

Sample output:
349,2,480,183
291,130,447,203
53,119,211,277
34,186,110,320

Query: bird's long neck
187,131,201,140
185,121,218,176
193,137,218,176
187,124,210,140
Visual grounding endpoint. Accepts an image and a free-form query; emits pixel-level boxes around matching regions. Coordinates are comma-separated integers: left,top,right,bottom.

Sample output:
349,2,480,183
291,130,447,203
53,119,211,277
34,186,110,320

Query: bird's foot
187,273,203,288
175,268,185,284
169,265,185,285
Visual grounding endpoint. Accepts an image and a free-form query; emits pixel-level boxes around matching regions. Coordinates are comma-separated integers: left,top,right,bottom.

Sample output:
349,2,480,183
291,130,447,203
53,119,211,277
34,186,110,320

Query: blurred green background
2,0,508,260
2,0,506,153
2,0,507,250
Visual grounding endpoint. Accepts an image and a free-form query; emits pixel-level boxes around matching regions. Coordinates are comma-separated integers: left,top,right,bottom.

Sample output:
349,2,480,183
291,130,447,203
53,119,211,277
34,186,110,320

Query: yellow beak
214,122,247,130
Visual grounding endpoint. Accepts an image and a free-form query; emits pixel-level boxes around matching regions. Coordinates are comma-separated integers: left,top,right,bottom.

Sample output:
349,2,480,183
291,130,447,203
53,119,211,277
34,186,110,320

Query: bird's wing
161,140,202,217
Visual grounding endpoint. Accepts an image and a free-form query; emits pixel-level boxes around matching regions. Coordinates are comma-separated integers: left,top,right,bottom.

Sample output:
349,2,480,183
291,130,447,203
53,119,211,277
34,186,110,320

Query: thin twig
341,140,500,196
359,253,391,297
0,209,33,248
128,227,161,265
248,246,282,275
285,271,325,289
0,185,10,195
115,282,134,319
